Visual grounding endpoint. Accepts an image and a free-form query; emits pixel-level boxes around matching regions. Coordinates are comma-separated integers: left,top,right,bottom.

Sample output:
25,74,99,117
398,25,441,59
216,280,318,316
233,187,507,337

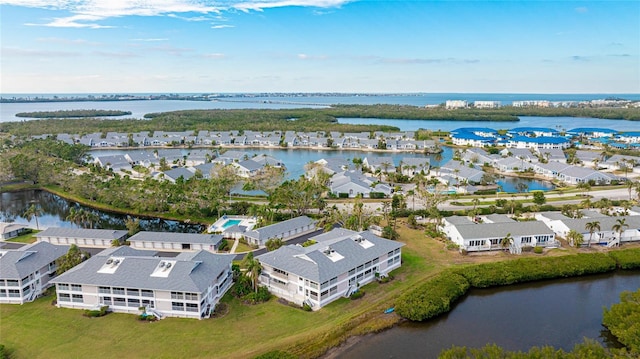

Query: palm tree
66,207,83,227
626,180,636,201
501,233,513,252
585,221,600,248
241,252,261,293
23,204,42,230
611,218,629,247
407,189,416,211
566,229,583,247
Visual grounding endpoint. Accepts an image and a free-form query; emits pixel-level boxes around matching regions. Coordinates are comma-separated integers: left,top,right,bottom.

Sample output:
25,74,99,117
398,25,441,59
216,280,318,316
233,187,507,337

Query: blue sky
0,0,638,94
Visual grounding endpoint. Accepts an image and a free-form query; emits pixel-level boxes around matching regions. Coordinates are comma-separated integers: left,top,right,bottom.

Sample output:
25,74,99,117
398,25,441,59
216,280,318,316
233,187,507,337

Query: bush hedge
83,306,109,318
455,253,617,288
395,271,470,321
607,248,640,269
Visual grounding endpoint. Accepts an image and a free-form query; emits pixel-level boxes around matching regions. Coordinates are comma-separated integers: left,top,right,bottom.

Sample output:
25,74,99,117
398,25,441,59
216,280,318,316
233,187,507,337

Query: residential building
400,157,430,177
474,101,501,109
36,228,128,248
445,100,468,109
257,228,404,309
0,241,69,304
244,216,317,247
128,231,224,252
0,222,28,240
52,247,234,319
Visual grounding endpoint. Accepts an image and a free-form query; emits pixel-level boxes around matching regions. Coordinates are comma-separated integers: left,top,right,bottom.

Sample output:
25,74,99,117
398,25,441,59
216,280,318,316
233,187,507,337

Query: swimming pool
221,219,242,229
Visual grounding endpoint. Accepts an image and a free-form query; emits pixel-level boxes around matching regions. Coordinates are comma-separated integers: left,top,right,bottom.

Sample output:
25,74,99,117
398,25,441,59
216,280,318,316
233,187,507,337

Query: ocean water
2,93,639,123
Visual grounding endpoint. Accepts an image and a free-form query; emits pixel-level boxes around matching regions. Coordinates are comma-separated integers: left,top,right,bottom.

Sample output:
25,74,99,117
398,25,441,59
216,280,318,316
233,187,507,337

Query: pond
327,271,639,358
0,190,205,232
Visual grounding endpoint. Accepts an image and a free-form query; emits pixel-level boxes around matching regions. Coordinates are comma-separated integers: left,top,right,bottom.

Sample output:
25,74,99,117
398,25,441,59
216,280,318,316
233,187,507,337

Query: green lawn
5,230,39,244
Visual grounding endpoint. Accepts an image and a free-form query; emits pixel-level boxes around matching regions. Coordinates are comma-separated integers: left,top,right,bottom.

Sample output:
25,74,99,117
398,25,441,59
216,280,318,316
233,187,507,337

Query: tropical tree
566,229,584,247
241,252,262,293
265,237,284,252
585,221,601,248
532,191,546,205
501,233,513,252
56,244,91,274
612,218,629,247
125,217,141,236
23,204,42,230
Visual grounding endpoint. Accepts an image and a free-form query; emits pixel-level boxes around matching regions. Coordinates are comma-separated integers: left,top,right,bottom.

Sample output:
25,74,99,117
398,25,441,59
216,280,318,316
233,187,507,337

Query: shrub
243,286,271,304
455,253,616,288
83,306,109,318
350,290,365,300
302,303,312,311
395,270,470,321
338,193,349,198
533,246,544,254
602,289,640,355
138,314,157,322
369,192,385,199
607,248,640,269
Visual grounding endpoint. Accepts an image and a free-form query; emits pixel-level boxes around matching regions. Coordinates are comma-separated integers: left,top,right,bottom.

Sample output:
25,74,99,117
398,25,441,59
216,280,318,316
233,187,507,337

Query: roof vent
159,261,166,268
106,259,113,265
165,262,172,269
113,259,120,266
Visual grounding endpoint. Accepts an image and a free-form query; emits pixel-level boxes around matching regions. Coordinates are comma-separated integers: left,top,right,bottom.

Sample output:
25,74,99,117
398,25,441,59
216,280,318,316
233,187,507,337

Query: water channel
330,271,639,358
0,190,204,232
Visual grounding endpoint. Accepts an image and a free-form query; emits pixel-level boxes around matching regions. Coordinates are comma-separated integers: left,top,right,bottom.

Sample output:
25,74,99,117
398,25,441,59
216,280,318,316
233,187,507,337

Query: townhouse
257,228,404,309
244,216,317,247
52,246,234,319
36,228,128,248
128,231,224,252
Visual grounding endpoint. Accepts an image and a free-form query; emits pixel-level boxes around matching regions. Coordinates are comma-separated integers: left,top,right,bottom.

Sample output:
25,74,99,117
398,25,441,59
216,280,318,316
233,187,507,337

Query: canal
0,190,205,232
328,271,639,358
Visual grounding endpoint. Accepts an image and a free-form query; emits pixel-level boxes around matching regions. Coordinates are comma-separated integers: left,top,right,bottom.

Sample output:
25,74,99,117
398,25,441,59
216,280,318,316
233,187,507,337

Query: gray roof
128,231,223,245
36,228,128,240
244,216,316,242
0,222,28,235
257,229,404,283
401,157,430,167
483,214,515,223
454,221,554,239
560,215,640,234
444,216,474,225
539,212,571,220
0,242,69,279
163,167,195,181
52,248,233,293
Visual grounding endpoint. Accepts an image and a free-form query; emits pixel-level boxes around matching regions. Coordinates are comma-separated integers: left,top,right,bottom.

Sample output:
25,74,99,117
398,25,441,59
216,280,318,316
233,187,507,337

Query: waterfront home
94,155,132,172
161,167,195,183
232,159,263,178
243,216,317,247
617,131,640,144
499,148,538,163
446,100,468,109
328,171,392,198
51,246,233,319
508,127,559,137
400,157,430,177
567,128,618,138
363,157,396,174
310,158,352,176
0,222,28,240
574,150,602,167
438,160,485,184
536,214,640,247
128,231,224,252
601,154,640,172
440,216,557,253
536,147,566,163
533,162,572,178
36,228,128,248
463,148,498,166
495,157,534,173
506,136,570,150
0,241,69,304
558,166,620,185
125,151,158,167
256,228,404,310
450,129,496,147
474,100,501,108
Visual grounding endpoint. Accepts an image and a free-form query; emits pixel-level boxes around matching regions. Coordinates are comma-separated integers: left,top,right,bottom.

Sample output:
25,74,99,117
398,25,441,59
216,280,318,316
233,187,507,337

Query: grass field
0,222,625,359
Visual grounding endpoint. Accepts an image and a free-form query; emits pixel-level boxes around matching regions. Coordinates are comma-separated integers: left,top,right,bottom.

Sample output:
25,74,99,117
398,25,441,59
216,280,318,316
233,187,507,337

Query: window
490,238,501,245
321,281,328,289
320,290,329,299
184,293,198,301
112,287,125,295
273,268,288,277
71,294,83,303
23,285,31,294
387,251,394,257
71,284,82,292
127,298,140,307
21,276,29,283
329,286,337,296
387,258,393,265
186,303,198,312
329,277,337,285
372,258,379,265
172,302,185,311
101,297,112,305
59,293,71,302
521,237,532,244
8,289,20,298
364,269,372,276
98,286,110,294
57,283,69,290
113,297,126,306
0,289,6,297
141,289,154,297
357,265,364,272
365,261,372,269
171,292,184,300
142,299,155,309
127,288,139,296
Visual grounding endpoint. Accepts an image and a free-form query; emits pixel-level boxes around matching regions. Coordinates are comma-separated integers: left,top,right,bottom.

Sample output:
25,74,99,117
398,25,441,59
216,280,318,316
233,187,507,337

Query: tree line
15,109,132,118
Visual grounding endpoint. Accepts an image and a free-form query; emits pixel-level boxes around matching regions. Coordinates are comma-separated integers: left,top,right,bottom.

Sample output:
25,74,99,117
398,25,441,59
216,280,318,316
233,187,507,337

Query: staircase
146,308,165,320
509,240,522,255
344,286,357,298
607,237,620,248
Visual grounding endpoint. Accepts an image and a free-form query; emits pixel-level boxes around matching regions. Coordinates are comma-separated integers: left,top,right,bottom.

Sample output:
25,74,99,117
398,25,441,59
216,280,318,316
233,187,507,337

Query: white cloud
3,0,353,28
203,53,225,59
211,24,234,29
297,53,327,60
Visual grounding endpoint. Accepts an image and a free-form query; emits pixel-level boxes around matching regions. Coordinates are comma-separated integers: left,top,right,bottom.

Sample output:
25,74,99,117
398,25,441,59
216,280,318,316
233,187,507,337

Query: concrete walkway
229,238,239,254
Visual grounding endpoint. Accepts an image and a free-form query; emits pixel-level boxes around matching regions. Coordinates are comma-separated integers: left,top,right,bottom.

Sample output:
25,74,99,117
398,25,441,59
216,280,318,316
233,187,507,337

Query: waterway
0,190,204,232
331,271,639,358
89,147,553,192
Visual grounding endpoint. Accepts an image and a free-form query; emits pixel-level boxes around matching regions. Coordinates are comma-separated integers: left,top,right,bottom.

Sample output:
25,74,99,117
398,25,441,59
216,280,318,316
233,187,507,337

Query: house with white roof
256,228,404,309
244,216,317,247
128,231,224,252
36,228,129,248
51,246,234,319
441,216,557,253
558,166,620,185
617,131,640,144
535,214,640,247
506,136,570,150
363,157,396,174
329,171,392,198
400,157,430,177
0,222,29,240
0,241,69,304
